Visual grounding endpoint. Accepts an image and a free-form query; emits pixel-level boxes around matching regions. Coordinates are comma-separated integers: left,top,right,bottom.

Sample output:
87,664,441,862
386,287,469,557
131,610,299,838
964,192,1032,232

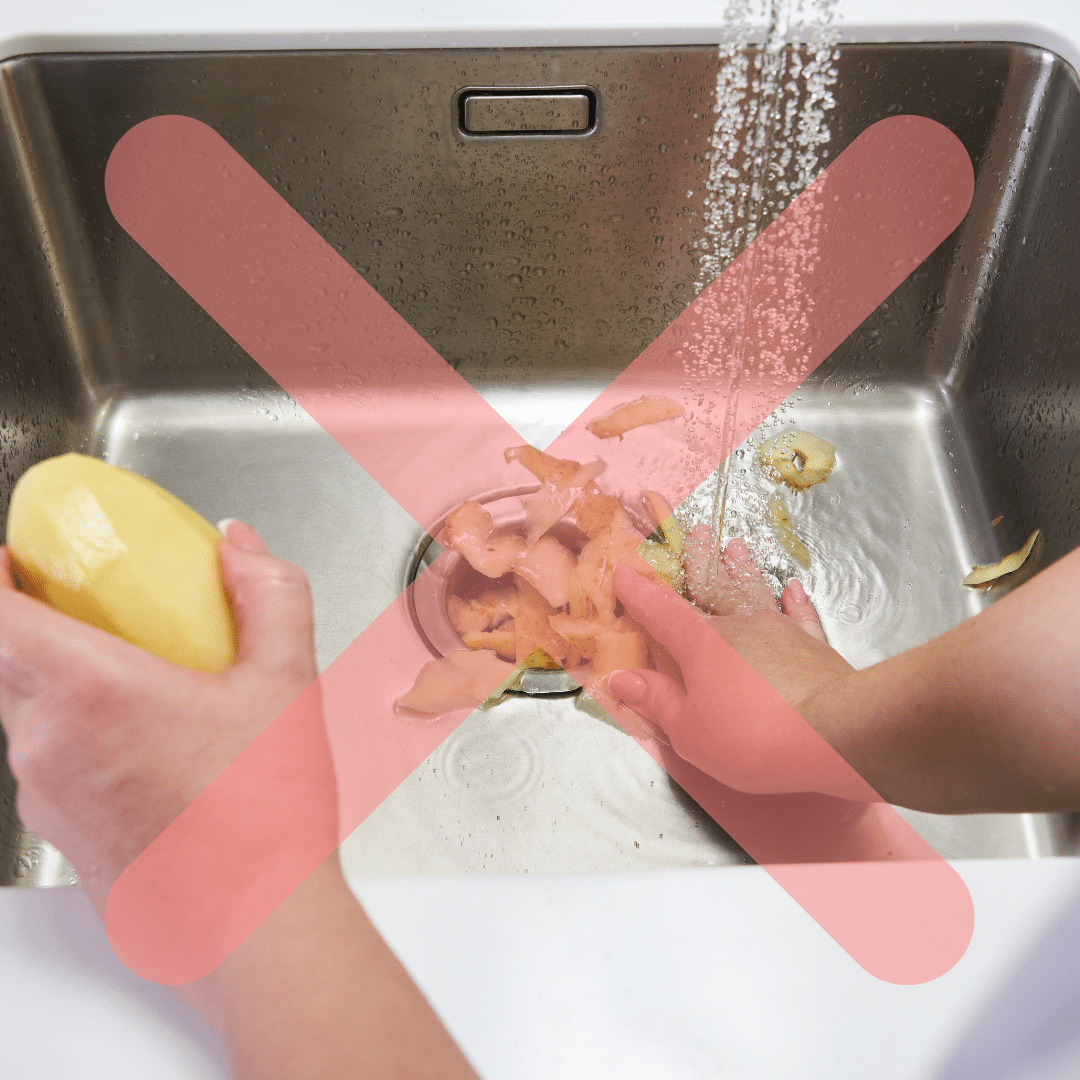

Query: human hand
0,520,333,915
0,520,485,1078
608,529,871,800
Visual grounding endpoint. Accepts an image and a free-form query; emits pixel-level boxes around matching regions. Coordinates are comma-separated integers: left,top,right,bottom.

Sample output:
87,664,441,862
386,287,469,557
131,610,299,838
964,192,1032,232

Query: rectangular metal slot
456,86,598,137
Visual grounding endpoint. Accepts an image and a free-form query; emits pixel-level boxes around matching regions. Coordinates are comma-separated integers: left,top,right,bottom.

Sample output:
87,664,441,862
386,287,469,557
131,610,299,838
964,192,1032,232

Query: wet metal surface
2,44,1079,884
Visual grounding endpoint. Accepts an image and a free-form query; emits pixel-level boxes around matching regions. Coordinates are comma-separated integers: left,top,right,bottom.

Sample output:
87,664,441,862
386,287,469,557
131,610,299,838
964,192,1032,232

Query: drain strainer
403,489,583,696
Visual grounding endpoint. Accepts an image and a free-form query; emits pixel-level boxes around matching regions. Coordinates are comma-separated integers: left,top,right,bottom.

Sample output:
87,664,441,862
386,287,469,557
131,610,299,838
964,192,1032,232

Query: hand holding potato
0,520,478,1079
0,520,322,912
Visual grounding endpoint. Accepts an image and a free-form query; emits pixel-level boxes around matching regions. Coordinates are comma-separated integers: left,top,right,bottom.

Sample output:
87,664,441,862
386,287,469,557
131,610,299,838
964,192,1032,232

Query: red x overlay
102,113,975,986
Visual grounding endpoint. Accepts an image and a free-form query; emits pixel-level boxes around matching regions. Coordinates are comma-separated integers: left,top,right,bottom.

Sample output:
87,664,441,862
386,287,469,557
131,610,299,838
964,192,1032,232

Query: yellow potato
637,538,685,590
6,453,236,672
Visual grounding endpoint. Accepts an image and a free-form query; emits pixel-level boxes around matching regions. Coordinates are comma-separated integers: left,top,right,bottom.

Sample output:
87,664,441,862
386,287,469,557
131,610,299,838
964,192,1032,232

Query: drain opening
403,492,584,697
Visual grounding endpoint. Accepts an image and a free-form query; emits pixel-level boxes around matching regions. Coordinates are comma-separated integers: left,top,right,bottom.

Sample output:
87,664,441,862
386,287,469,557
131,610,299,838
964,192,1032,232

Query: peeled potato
6,453,236,672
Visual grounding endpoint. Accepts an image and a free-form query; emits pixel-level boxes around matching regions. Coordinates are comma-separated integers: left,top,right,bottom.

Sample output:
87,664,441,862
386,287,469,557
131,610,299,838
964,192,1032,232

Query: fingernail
787,578,808,602
607,669,647,704
217,518,267,554
724,537,750,566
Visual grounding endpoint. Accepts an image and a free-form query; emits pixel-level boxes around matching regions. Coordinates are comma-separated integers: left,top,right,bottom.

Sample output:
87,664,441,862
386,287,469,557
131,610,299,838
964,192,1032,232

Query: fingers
0,582,164,790
218,522,317,688
0,582,139,701
780,578,829,643
721,537,779,611
607,668,686,731
613,563,712,666
216,518,266,555
683,525,738,614
683,526,776,616
0,589,55,701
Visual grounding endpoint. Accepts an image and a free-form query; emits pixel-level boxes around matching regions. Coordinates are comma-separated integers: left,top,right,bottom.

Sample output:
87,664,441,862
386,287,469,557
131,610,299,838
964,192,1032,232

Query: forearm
816,548,1080,814
179,857,479,1080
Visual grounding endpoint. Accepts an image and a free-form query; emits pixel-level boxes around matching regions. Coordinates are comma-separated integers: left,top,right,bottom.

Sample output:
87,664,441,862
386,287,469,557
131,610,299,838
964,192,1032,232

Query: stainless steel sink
2,42,1079,886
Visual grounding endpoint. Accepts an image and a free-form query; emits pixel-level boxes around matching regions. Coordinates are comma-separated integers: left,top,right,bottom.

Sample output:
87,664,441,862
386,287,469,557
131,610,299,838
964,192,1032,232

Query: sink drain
403,489,583,696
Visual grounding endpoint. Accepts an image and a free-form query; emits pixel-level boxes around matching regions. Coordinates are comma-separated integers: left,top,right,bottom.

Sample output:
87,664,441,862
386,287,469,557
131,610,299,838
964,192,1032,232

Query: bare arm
181,857,476,1080
816,544,1080,814
0,525,478,1080
610,532,1080,815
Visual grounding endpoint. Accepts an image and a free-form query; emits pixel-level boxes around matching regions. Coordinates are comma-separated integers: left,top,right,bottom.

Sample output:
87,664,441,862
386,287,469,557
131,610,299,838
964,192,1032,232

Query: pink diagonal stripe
102,114,974,986
103,115,522,528
550,114,973,510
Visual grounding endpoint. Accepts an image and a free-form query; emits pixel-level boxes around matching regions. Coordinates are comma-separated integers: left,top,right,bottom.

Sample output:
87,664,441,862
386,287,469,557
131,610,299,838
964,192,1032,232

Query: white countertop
4,2,1080,1077
4,860,1080,1080
0,0,1079,67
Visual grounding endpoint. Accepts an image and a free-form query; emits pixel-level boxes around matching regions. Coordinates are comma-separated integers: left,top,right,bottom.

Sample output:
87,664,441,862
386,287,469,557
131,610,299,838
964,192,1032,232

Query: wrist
174,855,355,1027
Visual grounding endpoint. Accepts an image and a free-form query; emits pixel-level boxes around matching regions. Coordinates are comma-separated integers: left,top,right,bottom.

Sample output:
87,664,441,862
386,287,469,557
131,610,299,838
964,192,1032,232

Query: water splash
700,0,839,283
685,0,839,588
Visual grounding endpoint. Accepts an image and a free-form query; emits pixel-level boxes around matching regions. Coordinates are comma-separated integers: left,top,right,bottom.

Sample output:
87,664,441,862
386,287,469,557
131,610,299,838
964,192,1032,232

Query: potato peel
637,538,684,590
586,396,685,440
963,529,1040,587
462,625,517,660
767,496,811,571
521,646,564,670
757,429,836,490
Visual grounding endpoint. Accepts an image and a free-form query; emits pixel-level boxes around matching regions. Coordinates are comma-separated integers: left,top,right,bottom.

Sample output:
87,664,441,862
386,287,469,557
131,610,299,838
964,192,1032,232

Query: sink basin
2,42,1079,886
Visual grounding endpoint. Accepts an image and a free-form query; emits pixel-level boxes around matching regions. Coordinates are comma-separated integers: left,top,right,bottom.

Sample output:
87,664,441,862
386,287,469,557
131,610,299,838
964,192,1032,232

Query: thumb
780,578,828,643
217,521,317,687
607,668,686,732
613,563,707,668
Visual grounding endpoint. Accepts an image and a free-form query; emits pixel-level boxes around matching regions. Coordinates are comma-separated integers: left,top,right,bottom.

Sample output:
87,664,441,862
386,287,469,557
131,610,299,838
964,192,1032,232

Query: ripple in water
433,705,543,804
793,452,964,667
679,407,970,670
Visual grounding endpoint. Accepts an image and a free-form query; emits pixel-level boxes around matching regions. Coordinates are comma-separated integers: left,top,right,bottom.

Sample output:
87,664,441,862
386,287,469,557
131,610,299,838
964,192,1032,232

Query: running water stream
685,0,839,591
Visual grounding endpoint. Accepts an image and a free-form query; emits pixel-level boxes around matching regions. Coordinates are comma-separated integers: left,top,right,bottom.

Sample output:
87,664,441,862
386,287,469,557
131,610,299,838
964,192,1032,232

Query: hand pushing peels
607,556,870,798
395,444,680,721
